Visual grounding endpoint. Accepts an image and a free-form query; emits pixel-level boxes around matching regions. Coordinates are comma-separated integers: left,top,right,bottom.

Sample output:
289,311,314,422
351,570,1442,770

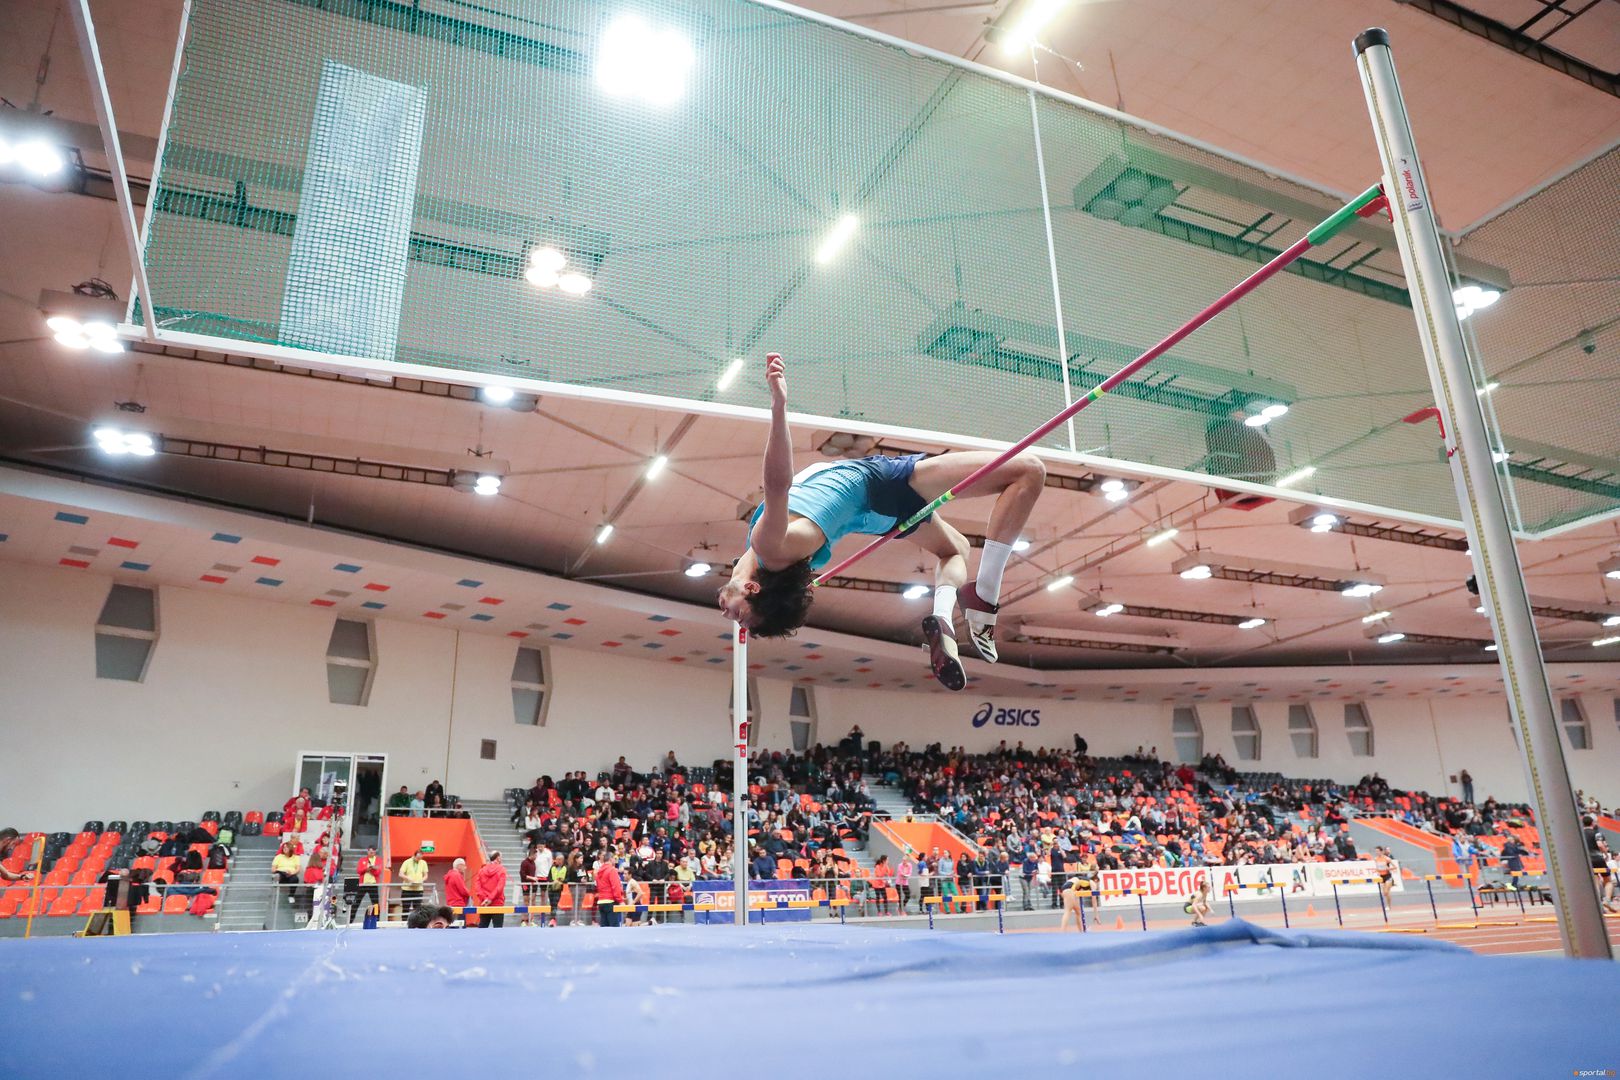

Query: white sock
932,585,957,629
977,541,1014,604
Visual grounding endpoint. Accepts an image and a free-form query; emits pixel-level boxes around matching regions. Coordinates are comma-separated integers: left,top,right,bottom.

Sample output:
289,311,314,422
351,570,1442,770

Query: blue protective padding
0,920,1614,1078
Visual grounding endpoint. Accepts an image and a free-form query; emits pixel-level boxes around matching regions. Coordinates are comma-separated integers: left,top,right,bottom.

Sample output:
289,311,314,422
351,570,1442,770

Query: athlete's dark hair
746,559,816,638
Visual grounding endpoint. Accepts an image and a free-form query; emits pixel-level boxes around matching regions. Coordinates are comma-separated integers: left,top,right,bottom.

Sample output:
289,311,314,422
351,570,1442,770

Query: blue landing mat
1,920,1614,1078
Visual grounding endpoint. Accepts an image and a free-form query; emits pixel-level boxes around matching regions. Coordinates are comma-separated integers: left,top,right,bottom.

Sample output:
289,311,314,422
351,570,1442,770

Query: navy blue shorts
849,453,932,537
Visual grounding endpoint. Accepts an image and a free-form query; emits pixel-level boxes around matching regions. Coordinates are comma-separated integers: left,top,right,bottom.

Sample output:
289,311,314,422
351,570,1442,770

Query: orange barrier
875,820,977,862
383,817,485,880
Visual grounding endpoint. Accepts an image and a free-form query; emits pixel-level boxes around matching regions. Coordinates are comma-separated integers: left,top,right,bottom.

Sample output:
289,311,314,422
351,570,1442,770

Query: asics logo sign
971,702,1041,728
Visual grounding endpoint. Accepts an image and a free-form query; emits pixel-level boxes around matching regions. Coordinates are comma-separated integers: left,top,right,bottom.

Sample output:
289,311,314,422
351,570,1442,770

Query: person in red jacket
282,788,312,834
473,851,508,929
444,857,472,925
594,855,626,928
350,848,382,923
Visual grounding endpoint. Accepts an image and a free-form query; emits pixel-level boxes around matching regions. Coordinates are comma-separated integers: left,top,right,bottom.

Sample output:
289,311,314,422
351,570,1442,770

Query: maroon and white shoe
959,580,999,664
921,615,966,692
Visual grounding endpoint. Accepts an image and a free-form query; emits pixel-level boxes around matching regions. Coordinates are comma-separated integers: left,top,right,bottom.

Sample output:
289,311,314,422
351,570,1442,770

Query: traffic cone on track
1114,915,1125,930
1306,903,1318,918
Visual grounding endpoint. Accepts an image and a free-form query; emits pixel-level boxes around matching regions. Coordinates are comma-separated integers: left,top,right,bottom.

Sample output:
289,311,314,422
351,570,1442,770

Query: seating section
0,807,267,924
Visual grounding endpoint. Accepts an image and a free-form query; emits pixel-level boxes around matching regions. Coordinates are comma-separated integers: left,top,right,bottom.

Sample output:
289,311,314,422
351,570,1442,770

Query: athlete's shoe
959,580,999,664
921,615,966,692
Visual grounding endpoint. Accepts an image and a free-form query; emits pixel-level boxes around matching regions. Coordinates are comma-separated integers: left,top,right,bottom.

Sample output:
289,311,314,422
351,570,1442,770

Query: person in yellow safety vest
398,848,430,917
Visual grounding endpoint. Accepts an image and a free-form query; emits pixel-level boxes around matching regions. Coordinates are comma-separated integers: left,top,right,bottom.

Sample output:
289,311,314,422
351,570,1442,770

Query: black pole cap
1354,28,1390,55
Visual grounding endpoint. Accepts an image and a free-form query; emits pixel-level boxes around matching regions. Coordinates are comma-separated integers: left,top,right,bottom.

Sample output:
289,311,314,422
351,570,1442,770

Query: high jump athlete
717,354,1045,691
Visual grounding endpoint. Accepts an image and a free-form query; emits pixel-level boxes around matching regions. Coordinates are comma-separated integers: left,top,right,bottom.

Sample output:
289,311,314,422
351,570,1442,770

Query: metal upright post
732,621,750,927
1354,27,1611,961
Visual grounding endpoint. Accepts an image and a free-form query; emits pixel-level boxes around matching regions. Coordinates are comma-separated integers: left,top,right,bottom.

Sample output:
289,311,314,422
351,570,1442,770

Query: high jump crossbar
809,183,1389,587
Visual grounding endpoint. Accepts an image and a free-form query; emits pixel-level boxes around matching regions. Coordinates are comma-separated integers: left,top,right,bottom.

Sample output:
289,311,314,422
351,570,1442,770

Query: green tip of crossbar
1306,184,1385,246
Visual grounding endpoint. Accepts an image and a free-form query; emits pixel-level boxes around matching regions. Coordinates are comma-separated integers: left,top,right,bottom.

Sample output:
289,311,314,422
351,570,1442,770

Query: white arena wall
1,559,1616,828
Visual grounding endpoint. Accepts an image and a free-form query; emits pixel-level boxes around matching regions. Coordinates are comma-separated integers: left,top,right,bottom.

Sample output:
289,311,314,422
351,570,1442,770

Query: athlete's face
716,578,759,626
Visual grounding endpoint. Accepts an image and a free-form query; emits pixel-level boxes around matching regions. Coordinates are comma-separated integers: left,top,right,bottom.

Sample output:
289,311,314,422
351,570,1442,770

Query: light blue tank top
747,462,899,570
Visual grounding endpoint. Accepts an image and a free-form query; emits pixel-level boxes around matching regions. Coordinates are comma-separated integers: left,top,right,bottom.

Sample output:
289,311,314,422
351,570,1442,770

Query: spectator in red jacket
444,857,471,924
474,852,508,928
282,788,313,834
350,848,382,923
594,855,626,927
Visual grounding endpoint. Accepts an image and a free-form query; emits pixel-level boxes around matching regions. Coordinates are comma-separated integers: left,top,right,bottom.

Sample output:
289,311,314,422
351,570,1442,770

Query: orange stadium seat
202,870,225,886
162,894,189,914
78,893,105,915
136,893,161,914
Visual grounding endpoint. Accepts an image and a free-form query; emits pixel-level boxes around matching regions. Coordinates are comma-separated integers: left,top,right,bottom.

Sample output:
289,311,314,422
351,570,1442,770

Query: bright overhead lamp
1490,449,1511,464
999,0,1068,56
901,583,931,600
529,246,566,273
557,271,593,296
1453,284,1500,320
0,136,65,177
645,454,669,480
595,523,614,545
1603,615,1620,628
1145,527,1178,547
480,385,515,405
1594,635,1620,647
1362,610,1391,623
1484,643,1498,652
48,315,123,354
1603,555,1620,581
472,475,501,496
1341,582,1383,598
1099,478,1130,503
1476,381,1500,396
1309,512,1339,533
93,427,155,457
1011,538,1031,553
684,561,712,578
595,14,695,106
814,214,859,266
1178,563,1212,581
1046,574,1075,592
717,358,746,391
1093,602,1124,617
1376,631,1406,644
1237,617,1266,630
1276,465,1316,487
1242,403,1288,428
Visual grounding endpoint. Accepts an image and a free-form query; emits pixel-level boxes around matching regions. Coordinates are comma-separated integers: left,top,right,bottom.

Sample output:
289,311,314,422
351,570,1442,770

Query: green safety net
140,0,1608,531
1453,146,1620,535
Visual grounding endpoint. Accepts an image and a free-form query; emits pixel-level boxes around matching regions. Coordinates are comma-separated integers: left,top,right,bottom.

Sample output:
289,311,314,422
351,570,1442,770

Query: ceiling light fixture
999,0,1069,56
1597,555,1620,581
1476,381,1500,396
1453,284,1501,320
1046,574,1075,592
525,245,593,295
595,14,695,106
1276,465,1316,488
48,315,123,354
1603,615,1620,628
684,561,712,578
901,583,931,600
1341,582,1384,598
1012,538,1031,553
93,426,155,457
1309,512,1339,533
1491,449,1511,464
717,358,746,391
480,385,515,405
1484,643,1498,652
595,523,614,545
1362,610,1392,623
1593,635,1620,647
1237,617,1266,630
1178,563,1212,581
0,136,65,177
1145,527,1179,547
814,215,860,265
1243,402,1289,428
645,454,669,480
1376,631,1406,644
472,475,501,496
1093,602,1124,617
